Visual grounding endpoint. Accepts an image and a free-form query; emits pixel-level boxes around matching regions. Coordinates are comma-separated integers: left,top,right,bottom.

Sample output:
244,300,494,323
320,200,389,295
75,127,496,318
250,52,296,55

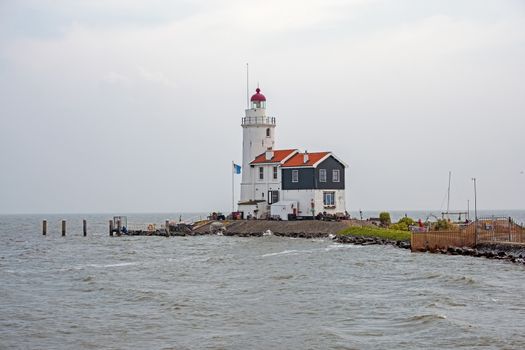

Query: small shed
270,201,298,221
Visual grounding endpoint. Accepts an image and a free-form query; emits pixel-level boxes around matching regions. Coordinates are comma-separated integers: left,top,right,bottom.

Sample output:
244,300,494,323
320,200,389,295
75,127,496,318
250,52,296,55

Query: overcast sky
0,0,524,214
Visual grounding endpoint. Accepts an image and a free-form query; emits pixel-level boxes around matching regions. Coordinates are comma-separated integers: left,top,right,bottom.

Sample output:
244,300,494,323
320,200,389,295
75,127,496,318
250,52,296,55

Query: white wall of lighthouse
240,88,276,202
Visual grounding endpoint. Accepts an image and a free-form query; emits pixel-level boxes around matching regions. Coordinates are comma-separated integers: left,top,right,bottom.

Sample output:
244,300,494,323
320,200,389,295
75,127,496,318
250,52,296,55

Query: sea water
1,212,525,349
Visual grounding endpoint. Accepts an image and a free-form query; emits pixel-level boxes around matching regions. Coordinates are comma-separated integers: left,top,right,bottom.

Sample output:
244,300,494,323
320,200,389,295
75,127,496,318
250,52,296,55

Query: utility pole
447,171,451,219
472,177,478,243
472,178,477,222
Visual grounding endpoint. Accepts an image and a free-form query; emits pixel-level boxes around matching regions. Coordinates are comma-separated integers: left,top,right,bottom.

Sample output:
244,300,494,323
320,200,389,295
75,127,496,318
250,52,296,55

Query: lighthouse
237,86,348,220
239,88,276,203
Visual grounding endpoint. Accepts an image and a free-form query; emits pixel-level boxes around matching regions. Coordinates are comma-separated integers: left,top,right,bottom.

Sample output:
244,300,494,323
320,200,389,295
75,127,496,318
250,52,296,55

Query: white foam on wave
263,230,273,236
263,243,361,257
261,249,301,257
68,262,140,270
325,243,362,251
95,262,139,268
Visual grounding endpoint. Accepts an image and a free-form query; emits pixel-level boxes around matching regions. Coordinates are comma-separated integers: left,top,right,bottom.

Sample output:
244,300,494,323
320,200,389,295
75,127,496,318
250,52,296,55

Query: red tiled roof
282,152,330,167
250,149,297,164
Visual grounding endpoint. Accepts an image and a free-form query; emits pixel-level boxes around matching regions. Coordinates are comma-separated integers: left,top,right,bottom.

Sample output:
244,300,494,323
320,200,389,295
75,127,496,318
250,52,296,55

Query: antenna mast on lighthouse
246,63,249,108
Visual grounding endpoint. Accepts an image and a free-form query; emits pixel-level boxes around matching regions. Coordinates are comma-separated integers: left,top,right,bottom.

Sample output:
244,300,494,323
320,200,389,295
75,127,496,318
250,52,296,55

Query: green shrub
338,226,410,241
434,219,454,231
397,216,415,227
390,222,409,231
379,212,391,227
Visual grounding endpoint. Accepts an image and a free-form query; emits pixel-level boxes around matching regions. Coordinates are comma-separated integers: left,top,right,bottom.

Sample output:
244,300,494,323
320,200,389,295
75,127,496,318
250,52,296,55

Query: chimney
303,150,309,164
265,148,274,161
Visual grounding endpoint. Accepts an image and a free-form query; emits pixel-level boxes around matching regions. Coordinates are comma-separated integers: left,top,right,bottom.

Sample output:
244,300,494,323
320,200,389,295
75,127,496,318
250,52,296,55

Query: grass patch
338,226,410,241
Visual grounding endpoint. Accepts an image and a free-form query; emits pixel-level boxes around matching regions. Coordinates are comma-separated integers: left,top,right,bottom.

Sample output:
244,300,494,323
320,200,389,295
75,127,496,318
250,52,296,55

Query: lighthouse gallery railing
241,117,276,125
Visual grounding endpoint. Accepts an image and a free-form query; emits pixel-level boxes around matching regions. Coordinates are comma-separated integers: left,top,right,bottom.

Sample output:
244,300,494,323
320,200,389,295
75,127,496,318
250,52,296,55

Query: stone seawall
192,220,411,249
196,220,349,237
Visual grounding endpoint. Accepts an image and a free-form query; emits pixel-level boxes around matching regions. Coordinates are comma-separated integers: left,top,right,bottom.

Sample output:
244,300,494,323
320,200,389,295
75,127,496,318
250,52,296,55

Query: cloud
1,0,525,213
137,66,177,88
102,71,131,85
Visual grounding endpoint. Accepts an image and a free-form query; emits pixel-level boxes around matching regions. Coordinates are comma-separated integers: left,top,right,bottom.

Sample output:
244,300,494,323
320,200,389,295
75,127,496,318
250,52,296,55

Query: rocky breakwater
335,235,411,249
423,243,525,264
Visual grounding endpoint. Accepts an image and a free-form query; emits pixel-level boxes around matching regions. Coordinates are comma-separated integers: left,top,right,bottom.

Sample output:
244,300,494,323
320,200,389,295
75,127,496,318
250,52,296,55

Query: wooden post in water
109,220,114,236
83,219,87,237
165,220,170,237
116,219,122,236
61,220,66,236
42,220,47,236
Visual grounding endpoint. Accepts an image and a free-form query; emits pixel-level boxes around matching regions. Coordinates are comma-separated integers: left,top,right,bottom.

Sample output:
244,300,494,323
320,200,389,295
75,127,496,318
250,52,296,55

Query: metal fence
411,224,476,252
476,217,525,244
411,217,525,251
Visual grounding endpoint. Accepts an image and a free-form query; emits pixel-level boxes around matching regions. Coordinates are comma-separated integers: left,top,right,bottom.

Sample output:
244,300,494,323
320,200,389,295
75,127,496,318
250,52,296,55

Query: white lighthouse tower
239,88,276,204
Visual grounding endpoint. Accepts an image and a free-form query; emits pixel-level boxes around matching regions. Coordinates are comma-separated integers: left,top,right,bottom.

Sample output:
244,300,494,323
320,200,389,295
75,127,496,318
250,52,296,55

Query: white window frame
259,167,264,180
273,166,278,180
319,169,327,182
323,191,335,207
332,169,340,182
292,170,299,183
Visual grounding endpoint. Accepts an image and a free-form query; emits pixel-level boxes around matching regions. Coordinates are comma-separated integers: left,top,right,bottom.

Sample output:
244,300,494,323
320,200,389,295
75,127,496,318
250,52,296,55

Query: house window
266,128,270,137
259,167,264,180
273,166,278,180
268,191,279,204
333,169,340,182
319,169,327,182
292,170,299,183
323,191,335,207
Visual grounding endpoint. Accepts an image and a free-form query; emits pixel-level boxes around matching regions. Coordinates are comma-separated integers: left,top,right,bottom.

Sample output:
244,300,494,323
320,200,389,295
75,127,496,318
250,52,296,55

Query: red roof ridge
281,151,331,167
250,149,298,164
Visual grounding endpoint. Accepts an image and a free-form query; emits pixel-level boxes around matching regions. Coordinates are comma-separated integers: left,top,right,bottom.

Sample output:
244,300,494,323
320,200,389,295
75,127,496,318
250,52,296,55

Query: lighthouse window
266,128,270,137
273,166,278,180
319,169,327,182
292,170,299,183
259,167,264,180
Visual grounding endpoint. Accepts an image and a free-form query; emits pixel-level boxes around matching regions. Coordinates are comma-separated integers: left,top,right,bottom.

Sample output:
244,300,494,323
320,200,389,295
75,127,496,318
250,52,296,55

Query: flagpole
232,161,234,214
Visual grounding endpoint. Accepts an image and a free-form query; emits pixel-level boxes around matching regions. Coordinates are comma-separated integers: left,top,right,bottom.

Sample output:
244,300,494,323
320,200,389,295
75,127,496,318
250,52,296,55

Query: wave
440,275,477,286
63,262,140,271
325,243,362,251
261,250,301,257
405,314,447,325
